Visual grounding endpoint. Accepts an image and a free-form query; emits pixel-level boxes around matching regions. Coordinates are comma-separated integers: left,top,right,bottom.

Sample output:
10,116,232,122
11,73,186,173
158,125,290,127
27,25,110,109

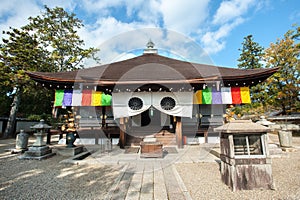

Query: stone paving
3,135,220,199
59,144,220,200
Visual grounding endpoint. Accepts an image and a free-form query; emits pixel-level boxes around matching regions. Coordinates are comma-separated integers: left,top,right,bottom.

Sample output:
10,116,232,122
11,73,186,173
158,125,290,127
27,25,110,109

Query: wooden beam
175,117,183,148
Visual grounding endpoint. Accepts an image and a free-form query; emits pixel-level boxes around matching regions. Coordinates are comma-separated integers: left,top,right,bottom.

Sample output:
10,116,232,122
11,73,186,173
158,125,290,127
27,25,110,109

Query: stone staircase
126,134,143,147
125,130,176,147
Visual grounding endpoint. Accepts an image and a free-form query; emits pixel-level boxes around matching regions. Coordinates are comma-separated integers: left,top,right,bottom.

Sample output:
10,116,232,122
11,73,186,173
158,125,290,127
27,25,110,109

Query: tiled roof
27,53,279,87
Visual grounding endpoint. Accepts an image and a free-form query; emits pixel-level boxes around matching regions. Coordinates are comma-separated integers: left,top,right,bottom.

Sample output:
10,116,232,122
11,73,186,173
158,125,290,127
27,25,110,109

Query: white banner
112,92,151,119
221,87,232,104
152,92,193,118
112,92,193,119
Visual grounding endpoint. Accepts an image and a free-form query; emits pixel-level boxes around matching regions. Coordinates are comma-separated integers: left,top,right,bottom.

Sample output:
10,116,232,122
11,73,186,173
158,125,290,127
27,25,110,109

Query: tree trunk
3,88,21,138
281,103,286,115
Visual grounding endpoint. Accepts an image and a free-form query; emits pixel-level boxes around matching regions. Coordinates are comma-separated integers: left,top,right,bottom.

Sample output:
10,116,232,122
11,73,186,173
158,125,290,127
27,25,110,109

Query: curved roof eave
26,54,280,86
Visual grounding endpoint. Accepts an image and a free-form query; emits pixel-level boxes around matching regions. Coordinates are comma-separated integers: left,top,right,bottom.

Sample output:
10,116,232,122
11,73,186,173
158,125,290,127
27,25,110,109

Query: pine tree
238,35,264,69
23,5,99,72
0,28,51,138
1,6,99,138
237,35,266,113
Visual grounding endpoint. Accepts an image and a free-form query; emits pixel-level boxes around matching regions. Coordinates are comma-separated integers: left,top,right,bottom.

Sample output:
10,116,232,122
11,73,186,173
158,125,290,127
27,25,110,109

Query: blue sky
0,0,299,68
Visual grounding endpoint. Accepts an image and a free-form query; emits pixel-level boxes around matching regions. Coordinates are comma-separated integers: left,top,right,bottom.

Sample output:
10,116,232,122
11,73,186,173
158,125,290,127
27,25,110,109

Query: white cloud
0,0,261,64
0,0,41,36
201,18,244,54
160,0,210,34
79,17,156,48
213,0,256,24
39,0,76,11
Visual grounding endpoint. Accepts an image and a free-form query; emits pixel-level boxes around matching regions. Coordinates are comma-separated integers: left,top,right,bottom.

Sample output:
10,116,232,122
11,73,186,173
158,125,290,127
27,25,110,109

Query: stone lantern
19,119,55,160
31,119,52,146
214,120,274,191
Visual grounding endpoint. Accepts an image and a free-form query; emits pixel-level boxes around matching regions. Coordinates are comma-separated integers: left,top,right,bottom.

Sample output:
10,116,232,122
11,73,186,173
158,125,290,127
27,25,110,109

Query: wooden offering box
140,142,163,158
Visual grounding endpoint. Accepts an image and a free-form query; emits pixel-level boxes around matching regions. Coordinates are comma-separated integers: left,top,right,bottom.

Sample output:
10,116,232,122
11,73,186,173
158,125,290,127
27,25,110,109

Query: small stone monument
19,119,55,160
14,130,29,153
278,127,293,148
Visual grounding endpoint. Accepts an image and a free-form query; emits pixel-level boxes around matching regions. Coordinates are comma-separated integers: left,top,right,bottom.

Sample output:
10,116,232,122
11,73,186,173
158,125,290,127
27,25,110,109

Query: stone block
56,146,84,156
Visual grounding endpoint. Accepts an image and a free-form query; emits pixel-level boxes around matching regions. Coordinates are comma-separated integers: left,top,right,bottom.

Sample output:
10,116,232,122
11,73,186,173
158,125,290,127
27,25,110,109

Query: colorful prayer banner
62,90,73,106
54,90,64,107
212,88,222,104
54,87,249,107
240,87,251,104
92,91,102,106
194,87,250,105
101,93,112,106
221,87,232,104
54,90,112,107
202,88,212,104
231,87,242,104
72,90,82,106
193,90,202,104
81,90,92,106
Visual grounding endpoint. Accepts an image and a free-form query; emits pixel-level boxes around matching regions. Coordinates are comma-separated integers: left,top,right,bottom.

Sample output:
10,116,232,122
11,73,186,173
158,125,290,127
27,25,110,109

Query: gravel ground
176,134,300,200
0,134,299,200
0,140,123,200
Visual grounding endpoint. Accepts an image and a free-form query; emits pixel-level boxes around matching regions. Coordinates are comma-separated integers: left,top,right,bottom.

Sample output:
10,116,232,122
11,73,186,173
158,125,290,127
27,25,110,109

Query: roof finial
144,39,158,54
147,39,155,49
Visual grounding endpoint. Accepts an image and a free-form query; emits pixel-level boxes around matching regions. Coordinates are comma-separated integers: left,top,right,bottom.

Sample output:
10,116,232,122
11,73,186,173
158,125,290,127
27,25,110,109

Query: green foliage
237,35,267,111
27,114,44,121
18,84,53,118
237,27,300,116
23,5,100,71
0,6,100,137
27,113,62,128
237,35,265,69
264,26,300,114
0,28,52,88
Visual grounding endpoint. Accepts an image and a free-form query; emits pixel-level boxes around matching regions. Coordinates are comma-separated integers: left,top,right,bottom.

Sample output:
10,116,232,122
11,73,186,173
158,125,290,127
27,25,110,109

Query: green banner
202,88,212,104
54,90,64,106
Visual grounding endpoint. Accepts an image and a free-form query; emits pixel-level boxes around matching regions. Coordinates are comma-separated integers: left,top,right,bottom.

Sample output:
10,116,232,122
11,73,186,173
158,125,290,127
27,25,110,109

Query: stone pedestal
19,146,55,160
56,146,84,157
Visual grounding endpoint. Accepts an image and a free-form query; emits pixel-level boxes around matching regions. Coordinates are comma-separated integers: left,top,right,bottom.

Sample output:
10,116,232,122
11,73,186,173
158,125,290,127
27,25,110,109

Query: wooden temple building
27,42,278,148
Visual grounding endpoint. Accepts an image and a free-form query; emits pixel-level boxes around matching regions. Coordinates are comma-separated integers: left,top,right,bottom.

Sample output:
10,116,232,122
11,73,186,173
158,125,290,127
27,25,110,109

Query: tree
0,28,51,138
1,6,99,138
237,35,265,69
24,5,99,71
264,26,300,114
237,35,267,113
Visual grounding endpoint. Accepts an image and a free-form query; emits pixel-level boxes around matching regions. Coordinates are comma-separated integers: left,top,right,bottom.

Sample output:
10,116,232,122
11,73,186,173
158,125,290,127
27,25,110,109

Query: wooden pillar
204,129,208,143
175,116,183,148
119,117,126,149
101,106,106,128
